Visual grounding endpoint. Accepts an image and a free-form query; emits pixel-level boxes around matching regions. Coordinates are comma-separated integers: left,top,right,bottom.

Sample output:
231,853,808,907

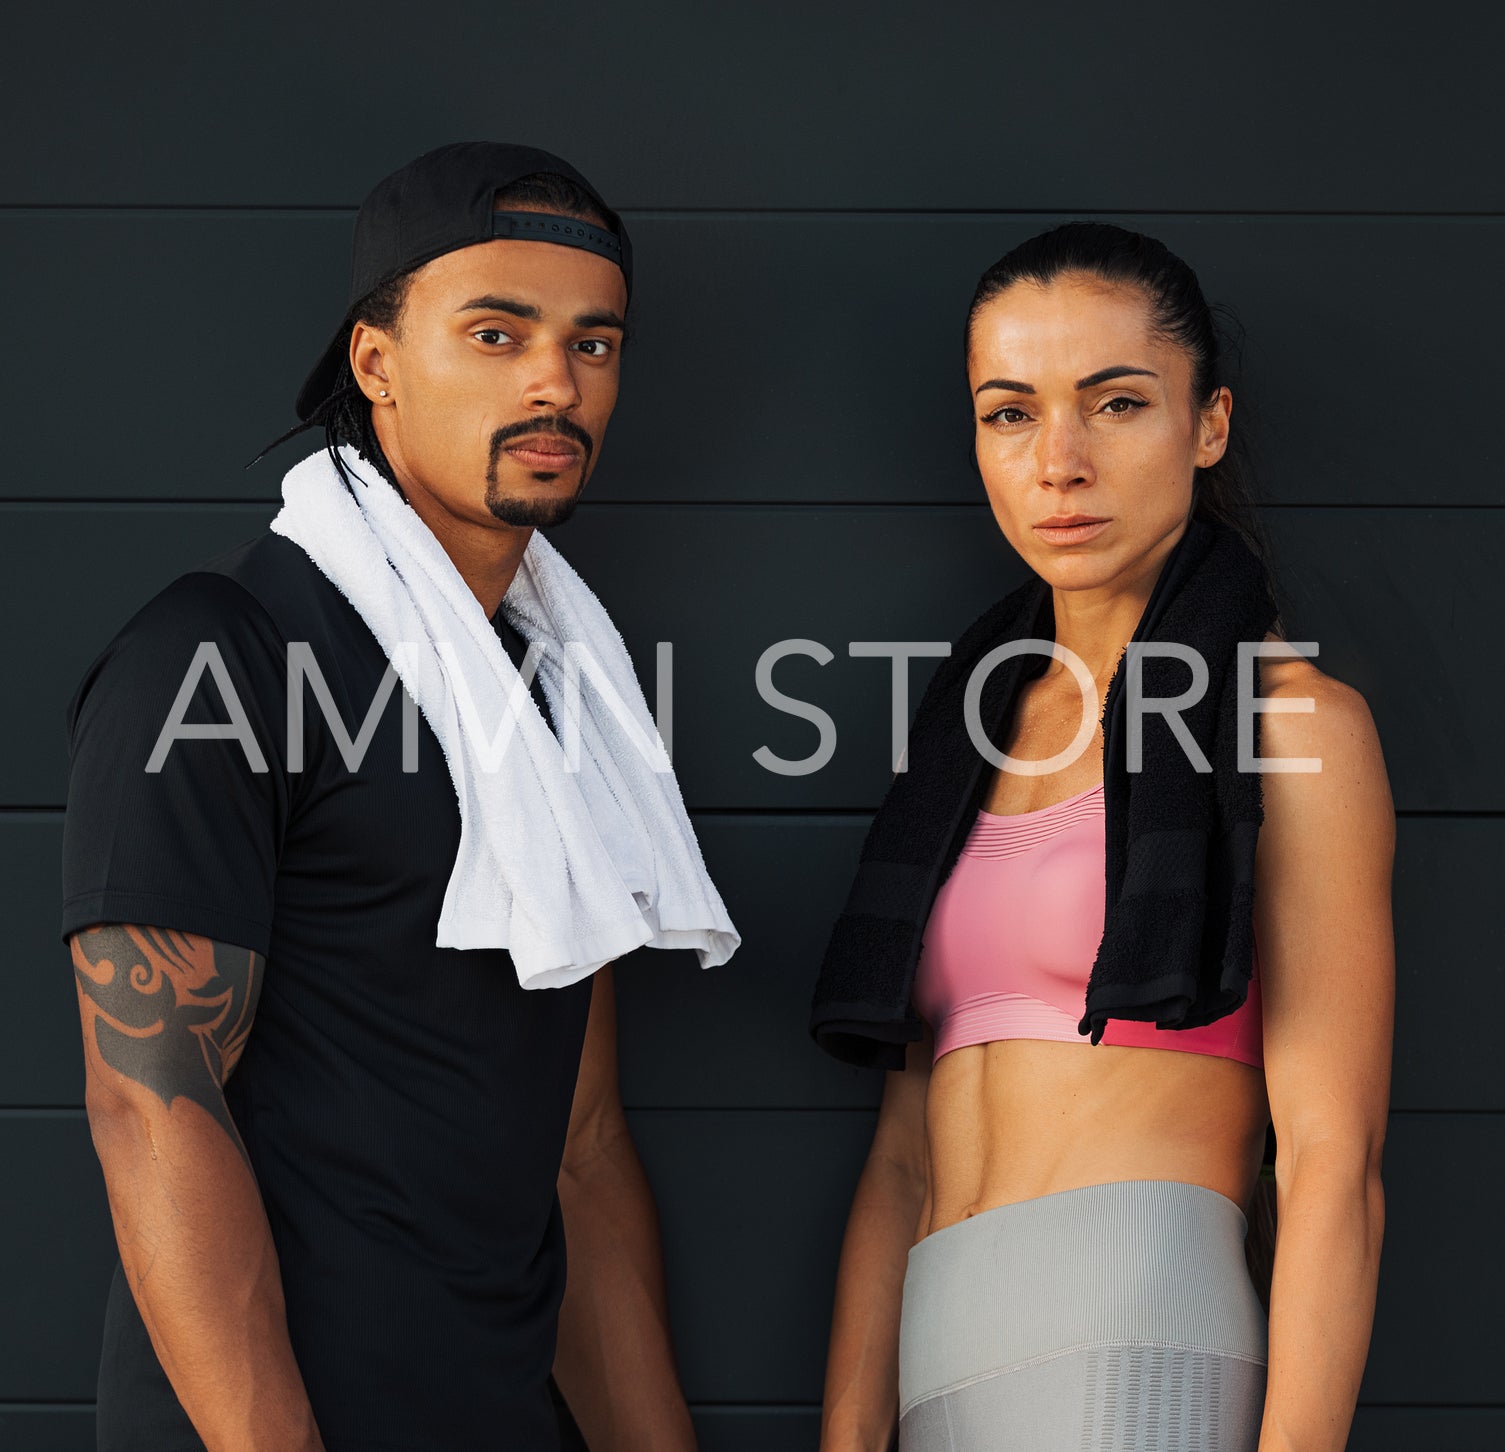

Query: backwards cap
295,141,631,421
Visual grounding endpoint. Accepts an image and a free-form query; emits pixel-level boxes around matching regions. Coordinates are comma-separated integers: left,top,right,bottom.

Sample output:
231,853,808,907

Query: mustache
487,416,595,477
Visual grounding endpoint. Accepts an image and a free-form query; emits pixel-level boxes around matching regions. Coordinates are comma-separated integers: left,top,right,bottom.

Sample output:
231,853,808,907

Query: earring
378,390,389,398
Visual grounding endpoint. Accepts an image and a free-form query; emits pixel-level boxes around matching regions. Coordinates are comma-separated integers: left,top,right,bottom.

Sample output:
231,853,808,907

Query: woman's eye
473,328,514,346
983,405,1030,426
573,339,614,357
1102,396,1146,415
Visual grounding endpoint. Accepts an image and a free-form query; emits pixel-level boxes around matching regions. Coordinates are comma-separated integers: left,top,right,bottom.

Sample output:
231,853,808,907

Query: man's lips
503,435,583,469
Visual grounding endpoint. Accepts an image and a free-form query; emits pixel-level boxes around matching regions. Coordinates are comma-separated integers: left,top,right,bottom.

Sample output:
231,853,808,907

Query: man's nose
520,343,582,413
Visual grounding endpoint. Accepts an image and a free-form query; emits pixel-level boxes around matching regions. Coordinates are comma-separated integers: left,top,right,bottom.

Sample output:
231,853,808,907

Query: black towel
809,517,1280,1070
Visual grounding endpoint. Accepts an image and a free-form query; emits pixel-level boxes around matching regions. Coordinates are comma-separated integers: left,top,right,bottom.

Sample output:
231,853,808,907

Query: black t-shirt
60,530,592,1452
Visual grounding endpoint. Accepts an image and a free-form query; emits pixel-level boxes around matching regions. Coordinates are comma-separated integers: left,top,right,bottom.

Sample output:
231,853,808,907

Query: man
62,142,734,1451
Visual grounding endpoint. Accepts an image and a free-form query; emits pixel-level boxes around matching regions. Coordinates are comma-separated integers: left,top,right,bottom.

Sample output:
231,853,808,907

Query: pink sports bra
912,782,1264,1068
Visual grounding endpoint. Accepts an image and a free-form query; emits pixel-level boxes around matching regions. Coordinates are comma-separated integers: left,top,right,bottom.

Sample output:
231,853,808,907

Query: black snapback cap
295,141,632,421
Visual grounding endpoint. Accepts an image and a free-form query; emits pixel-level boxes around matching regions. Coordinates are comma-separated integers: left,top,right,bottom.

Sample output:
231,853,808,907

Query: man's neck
408,493,534,621
340,414,531,620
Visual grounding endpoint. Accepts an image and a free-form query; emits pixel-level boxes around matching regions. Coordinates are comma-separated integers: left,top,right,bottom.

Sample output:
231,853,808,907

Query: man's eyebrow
456,295,541,319
572,309,626,331
974,365,1160,397
454,297,626,332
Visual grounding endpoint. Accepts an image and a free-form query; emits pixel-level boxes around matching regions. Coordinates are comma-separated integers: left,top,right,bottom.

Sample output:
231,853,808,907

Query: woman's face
966,273,1230,593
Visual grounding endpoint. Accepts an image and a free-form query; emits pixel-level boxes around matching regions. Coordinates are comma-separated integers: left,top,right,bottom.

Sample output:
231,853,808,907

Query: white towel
269,444,740,990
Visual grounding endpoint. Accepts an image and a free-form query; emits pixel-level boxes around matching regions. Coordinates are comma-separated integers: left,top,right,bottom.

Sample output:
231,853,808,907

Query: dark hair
326,171,619,471
966,221,1282,613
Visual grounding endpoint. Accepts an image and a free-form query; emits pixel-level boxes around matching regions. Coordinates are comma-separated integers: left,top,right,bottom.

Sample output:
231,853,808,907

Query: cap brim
294,316,353,422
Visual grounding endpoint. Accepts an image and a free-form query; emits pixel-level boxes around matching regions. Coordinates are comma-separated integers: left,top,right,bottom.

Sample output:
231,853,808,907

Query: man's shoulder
66,534,339,729
192,529,342,635
104,529,350,653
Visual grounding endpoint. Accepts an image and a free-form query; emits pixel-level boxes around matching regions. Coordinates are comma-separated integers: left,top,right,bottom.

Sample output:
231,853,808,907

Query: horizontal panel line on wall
10,804,1503,823
6,499,1505,512
6,1398,1499,1409
682,809,1505,823
681,807,875,818
682,1400,1505,1410
625,208,1505,223
1396,810,1505,819
3,1107,1493,1120
2,204,1504,222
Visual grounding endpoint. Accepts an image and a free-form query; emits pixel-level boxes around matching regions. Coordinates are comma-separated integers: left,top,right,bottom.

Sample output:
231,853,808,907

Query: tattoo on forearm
73,926,263,1161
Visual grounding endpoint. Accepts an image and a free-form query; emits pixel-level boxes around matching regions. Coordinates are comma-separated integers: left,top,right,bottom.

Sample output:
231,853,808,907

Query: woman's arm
1253,671,1396,1452
552,965,696,1452
820,1033,933,1452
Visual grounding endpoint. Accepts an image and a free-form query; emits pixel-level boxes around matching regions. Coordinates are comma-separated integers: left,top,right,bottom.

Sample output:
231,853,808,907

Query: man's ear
349,321,396,407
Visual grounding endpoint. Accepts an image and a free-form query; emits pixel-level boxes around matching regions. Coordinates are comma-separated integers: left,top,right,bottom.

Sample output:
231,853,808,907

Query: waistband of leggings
899,1179,1267,1411
912,1177,1249,1257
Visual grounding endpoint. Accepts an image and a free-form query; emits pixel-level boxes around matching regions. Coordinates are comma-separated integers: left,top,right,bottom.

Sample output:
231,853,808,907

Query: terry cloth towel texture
810,516,1280,1070
270,444,740,990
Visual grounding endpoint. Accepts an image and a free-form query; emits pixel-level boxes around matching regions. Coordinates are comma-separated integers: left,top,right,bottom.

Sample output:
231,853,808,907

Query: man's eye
573,339,614,357
473,329,514,346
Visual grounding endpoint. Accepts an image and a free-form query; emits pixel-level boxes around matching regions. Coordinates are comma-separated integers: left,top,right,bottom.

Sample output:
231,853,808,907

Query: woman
813,224,1394,1451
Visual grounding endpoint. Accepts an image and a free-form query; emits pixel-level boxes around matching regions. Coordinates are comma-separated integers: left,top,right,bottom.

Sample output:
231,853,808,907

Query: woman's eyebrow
1075,365,1158,390
974,365,1160,397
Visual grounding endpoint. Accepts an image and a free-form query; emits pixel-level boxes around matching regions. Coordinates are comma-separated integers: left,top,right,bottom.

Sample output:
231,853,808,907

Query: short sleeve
60,572,292,956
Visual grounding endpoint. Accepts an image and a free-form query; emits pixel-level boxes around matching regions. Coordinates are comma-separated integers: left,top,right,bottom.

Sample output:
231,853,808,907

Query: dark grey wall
4,3,1502,1448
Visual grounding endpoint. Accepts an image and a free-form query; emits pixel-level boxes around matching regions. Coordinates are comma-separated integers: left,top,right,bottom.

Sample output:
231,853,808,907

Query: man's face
356,233,627,529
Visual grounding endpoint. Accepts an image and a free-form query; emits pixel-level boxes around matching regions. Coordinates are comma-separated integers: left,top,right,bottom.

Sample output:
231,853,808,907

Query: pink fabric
912,783,1264,1068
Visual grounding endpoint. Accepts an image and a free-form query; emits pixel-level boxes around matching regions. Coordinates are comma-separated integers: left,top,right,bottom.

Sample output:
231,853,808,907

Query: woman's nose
1036,413,1094,490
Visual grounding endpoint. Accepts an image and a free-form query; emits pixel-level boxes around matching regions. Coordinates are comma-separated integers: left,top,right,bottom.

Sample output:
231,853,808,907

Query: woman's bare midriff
910,632,1297,1244
916,1037,1269,1242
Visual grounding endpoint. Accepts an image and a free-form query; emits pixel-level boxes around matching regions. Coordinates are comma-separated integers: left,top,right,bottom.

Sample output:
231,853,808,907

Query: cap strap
490,210,622,266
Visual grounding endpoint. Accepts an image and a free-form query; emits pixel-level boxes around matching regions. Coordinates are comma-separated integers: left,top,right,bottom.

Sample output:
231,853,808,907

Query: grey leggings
897,1180,1268,1451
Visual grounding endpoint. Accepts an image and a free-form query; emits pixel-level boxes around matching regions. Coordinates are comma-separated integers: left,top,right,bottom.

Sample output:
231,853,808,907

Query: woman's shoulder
1256,630,1377,755
1254,630,1392,832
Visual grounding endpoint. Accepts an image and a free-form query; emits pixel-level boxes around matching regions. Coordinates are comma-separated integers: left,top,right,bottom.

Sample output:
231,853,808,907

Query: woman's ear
1196,385,1233,469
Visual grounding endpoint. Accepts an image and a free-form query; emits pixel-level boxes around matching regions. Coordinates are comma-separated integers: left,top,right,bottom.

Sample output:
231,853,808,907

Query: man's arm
552,965,696,1452
73,924,324,1452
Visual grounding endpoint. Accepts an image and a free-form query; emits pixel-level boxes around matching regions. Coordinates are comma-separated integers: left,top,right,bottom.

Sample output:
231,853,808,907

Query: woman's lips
1035,519,1110,546
504,438,582,471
